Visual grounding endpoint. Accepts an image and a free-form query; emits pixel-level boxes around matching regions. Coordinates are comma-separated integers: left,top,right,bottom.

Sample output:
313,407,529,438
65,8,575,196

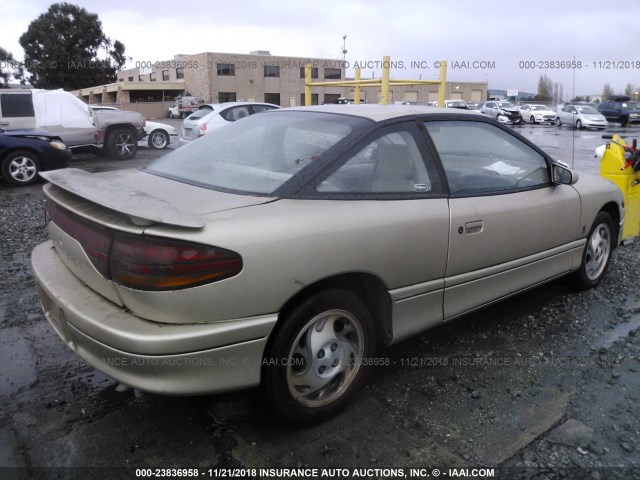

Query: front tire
621,116,629,127
1,150,41,186
107,128,138,160
576,120,582,129
530,115,536,124
263,290,376,425
148,129,169,149
556,117,562,127
573,212,614,289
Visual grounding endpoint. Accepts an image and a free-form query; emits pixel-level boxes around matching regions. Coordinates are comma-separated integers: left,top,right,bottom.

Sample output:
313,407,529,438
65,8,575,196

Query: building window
218,92,237,103
150,72,157,82
138,75,144,82
162,70,169,81
300,93,319,106
217,63,235,76
299,67,318,79
264,65,280,77
324,68,341,80
264,93,281,105
128,76,134,82
176,67,184,79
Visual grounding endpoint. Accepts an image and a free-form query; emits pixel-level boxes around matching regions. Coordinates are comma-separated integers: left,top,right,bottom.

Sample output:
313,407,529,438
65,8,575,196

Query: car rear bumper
178,137,195,147
31,240,278,395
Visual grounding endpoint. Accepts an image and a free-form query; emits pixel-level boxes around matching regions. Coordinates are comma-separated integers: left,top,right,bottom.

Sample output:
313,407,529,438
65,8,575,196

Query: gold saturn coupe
32,105,623,424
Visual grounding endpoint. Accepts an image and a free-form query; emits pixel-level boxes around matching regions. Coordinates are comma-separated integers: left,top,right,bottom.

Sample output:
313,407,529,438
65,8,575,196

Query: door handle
464,220,484,234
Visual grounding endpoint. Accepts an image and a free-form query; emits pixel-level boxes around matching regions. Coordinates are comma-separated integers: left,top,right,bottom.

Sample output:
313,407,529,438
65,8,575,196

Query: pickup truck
0,89,146,159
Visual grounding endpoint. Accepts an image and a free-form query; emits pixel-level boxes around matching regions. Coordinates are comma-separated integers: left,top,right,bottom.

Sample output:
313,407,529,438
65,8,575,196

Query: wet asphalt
1,119,640,480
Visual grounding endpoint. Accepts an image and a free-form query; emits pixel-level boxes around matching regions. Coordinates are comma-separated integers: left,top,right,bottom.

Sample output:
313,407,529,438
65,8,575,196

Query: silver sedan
556,104,608,129
32,105,623,424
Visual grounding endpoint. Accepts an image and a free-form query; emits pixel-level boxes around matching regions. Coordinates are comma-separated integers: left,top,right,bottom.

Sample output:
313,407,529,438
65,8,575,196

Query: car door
600,101,616,121
558,105,573,124
43,108,97,148
520,105,531,121
311,121,450,342
423,118,582,319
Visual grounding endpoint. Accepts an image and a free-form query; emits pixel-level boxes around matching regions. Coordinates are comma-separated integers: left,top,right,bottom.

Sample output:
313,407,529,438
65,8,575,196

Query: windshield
145,111,368,195
577,106,598,114
530,105,548,111
498,102,514,108
622,102,640,109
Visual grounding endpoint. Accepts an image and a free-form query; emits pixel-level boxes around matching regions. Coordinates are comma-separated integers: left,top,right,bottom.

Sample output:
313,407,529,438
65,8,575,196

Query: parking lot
1,119,640,479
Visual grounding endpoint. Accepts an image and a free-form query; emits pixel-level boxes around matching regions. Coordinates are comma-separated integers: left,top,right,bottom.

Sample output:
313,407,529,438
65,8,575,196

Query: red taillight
198,123,207,137
111,231,242,291
46,201,111,277
46,201,242,291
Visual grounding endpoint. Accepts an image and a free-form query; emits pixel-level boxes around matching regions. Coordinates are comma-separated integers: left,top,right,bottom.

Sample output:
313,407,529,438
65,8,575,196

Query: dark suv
598,95,640,127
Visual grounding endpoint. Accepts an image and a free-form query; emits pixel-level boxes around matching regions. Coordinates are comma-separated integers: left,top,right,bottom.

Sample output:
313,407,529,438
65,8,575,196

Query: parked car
556,104,608,130
90,106,177,149
444,99,470,109
466,102,482,111
0,90,145,159
179,102,280,146
32,105,623,424
481,101,524,124
519,104,556,124
598,95,640,127
0,129,71,186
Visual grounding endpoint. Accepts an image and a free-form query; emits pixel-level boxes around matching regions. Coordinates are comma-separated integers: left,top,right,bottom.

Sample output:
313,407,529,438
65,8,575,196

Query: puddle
594,297,640,349
596,314,640,349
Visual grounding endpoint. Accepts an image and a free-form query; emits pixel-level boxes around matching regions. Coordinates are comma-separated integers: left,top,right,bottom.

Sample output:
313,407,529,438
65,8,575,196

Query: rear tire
263,290,376,425
573,212,615,289
556,117,562,127
1,150,41,186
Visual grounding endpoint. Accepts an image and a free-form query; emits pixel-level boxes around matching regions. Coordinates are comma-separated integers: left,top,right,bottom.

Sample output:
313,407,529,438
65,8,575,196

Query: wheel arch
267,272,393,354
104,123,137,142
599,201,621,248
1,146,41,161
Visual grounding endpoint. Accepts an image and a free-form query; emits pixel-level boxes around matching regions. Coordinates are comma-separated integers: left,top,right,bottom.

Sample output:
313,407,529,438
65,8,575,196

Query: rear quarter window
0,94,35,118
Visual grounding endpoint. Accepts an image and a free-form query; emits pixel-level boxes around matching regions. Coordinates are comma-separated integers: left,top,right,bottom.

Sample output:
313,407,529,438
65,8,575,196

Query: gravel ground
1,126,640,480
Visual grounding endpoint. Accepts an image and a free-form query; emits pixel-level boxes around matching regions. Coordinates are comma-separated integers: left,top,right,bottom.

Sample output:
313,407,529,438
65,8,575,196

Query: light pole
341,35,347,61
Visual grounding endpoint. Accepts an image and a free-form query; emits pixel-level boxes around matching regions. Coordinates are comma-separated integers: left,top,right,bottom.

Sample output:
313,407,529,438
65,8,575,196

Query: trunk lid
41,167,274,305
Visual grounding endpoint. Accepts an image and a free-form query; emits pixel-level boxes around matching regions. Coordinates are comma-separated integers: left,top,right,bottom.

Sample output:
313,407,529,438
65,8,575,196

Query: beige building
71,51,487,112
108,51,346,106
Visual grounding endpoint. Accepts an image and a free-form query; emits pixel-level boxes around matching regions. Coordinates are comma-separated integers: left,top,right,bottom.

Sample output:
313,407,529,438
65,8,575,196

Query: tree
535,74,554,102
602,83,614,102
0,47,24,88
19,3,128,90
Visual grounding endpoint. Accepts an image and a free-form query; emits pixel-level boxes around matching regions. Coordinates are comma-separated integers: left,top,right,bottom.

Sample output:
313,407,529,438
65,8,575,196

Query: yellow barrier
600,135,640,242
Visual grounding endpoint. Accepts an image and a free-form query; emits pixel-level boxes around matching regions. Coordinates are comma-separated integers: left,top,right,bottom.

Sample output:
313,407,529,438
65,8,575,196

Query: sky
2,0,640,98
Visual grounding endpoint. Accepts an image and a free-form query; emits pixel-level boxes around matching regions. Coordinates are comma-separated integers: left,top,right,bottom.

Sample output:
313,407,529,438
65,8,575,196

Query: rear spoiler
40,168,205,229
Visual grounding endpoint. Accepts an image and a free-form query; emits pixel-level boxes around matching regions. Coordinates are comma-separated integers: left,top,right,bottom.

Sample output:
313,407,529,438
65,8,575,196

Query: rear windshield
186,108,214,120
145,111,368,195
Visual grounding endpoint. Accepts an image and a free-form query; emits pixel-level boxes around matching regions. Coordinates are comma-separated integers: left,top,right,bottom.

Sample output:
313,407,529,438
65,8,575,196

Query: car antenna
571,56,576,169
